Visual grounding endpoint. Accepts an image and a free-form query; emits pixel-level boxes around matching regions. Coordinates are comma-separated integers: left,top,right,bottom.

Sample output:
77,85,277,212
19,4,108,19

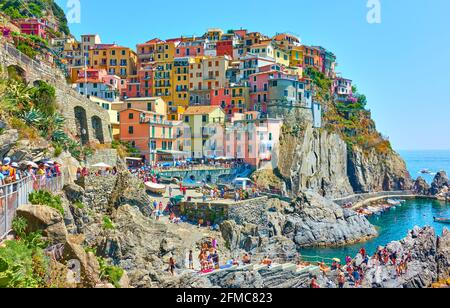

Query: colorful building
189,55,231,91
210,85,250,118
224,112,283,167
74,68,121,102
119,109,183,162
182,106,226,159
18,18,51,39
216,40,234,58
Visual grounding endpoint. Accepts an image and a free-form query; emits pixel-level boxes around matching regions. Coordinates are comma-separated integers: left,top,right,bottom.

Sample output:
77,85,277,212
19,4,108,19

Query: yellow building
189,55,230,91
153,40,179,107
274,47,290,67
182,106,226,159
230,85,250,113
205,28,224,41
104,46,138,79
289,46,304,68
172,57,194,119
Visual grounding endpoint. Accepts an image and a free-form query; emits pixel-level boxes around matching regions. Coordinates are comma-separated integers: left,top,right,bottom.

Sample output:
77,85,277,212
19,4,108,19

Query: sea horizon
398,149,450,183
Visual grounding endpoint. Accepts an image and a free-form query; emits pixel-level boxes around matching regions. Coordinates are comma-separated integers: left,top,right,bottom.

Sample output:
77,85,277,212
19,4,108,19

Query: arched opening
74,106,89,145
91,116,105,144
7,65,26,83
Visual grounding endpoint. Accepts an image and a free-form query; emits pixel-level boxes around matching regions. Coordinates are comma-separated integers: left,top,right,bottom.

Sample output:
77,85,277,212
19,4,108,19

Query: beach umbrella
91,162,112,168
333,258,341,263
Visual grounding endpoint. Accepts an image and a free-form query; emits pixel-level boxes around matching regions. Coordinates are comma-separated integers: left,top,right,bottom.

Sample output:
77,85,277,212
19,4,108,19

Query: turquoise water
300,198,450,262
300,150,450,261
399,150,450,183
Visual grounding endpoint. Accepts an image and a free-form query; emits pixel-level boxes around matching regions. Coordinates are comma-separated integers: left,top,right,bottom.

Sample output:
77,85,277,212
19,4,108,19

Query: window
147,103,152,111
202,115,207,122
128,126,134,134
184,116,189,123
128,113,134,119
127,103,132,108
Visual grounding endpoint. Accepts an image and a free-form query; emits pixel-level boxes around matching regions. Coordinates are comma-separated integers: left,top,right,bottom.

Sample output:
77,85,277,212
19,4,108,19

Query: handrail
0,175,64,240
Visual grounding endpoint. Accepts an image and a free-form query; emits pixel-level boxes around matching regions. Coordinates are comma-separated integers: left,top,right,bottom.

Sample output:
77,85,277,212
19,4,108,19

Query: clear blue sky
56,0,450,150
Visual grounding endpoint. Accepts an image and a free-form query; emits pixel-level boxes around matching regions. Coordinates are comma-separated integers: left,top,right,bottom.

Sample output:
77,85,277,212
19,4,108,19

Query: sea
399,150,450,183
300,150,450,261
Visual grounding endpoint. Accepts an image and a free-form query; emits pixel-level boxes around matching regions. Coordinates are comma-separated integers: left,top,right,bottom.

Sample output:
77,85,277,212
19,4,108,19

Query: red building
18,18,49,39
216,40,234,58
122,65,155,98
210,86,249,119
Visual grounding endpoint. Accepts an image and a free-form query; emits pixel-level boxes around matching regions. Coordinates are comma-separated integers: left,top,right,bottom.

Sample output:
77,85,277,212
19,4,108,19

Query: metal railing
0,175,64,240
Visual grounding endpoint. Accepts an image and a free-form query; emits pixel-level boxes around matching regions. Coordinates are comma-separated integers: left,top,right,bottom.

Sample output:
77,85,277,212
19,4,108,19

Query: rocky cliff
348,145,411,193
275,120,412,199
276,124,354,199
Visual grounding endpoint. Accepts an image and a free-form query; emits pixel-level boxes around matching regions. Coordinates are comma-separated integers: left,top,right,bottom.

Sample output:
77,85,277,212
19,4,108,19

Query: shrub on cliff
28,190,64,216
98,257,124,288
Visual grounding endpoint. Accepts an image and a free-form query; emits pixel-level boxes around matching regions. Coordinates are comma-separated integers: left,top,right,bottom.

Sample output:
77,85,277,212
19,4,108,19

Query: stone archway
91,116,105,144
7,65,26,83
74,106,89,145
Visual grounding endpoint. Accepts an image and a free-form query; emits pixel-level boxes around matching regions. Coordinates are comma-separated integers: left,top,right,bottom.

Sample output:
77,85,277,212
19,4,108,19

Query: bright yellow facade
274,48,290,67
289,46,304,68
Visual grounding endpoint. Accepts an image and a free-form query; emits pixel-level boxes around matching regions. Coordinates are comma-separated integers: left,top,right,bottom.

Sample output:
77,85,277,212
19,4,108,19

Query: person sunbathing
261,256,273,266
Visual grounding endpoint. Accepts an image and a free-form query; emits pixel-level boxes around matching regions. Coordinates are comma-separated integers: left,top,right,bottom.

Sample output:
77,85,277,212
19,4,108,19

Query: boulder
283,191,377,247
63,184,85,203
63,239,100,288
220,220,241,251
362,227,438,288
430,171,449,195
413,177,431,195
437,228,450,281
16,204,68,244
0,129,18,159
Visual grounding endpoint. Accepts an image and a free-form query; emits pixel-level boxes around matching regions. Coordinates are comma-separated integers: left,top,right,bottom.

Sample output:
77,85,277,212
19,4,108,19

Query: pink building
19,18,48,39
223,112,283,167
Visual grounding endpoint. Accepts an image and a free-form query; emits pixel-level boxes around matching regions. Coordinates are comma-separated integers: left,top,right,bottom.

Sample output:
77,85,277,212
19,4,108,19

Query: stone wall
0,42,111,144
85,149,119,167
178,197,269,225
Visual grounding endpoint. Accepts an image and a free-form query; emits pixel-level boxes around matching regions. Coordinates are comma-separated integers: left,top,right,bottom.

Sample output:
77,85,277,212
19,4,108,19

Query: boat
387,199,401,206
434,217,450,224
145,182,166,195
420,169,432,174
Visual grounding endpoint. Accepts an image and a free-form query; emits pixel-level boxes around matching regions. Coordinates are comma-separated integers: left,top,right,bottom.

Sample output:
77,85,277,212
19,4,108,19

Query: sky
55,0,450,151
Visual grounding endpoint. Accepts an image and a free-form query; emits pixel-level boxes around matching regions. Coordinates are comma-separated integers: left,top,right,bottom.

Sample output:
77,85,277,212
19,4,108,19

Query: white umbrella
25,161,39,168
91,162,112,168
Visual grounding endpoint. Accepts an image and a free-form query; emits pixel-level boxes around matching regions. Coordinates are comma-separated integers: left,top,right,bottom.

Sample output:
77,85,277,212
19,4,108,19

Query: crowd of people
311,246,413,288
0,157,62,189
76,166,118,179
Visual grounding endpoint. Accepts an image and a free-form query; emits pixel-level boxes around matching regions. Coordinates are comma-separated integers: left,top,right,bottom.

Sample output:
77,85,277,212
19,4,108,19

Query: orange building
119,109,184,162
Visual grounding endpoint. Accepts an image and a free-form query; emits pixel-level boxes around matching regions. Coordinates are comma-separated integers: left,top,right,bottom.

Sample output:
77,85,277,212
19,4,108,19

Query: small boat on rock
145,182,166,195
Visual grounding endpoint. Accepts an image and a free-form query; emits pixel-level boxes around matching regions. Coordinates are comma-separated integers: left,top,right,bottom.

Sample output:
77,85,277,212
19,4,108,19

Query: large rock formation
281,192,377,247
347,145,411,193
16,204,68,245
276,123,411,199
429,171,449,196
413,177,431,195
277,125,354,199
